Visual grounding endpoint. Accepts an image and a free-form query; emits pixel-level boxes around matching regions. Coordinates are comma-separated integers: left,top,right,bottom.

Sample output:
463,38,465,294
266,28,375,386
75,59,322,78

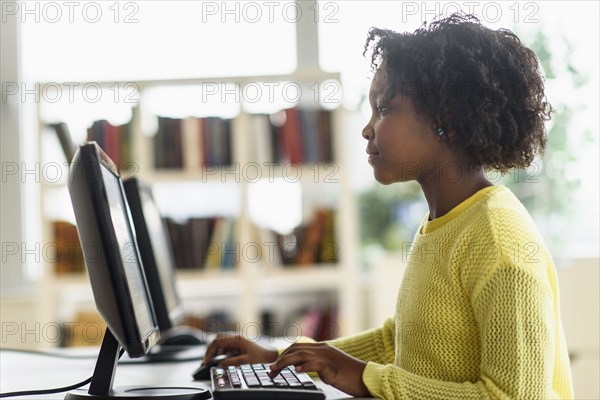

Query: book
165,218,186,269
221,218,237,269
182,117,203,170
53,220,85,274
188,217,214,269
250,114,273,164
249,223,283,268
119,120,133,170
204,217,226,270
282,108,303,164
266,108,333,165
296,209,327,265
319,110,333,163
298,109,319,164
319,209,338,263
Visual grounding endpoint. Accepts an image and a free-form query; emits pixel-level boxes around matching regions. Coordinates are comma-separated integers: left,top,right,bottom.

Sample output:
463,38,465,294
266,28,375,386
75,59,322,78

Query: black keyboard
210,363,326,400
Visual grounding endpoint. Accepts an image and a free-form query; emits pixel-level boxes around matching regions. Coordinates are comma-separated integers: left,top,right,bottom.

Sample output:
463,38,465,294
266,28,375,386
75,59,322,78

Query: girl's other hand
202,332,278,367
268,342,370,397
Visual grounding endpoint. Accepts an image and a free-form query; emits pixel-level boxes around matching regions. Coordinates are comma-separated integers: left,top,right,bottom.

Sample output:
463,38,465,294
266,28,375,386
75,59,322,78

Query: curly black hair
364,13,552,172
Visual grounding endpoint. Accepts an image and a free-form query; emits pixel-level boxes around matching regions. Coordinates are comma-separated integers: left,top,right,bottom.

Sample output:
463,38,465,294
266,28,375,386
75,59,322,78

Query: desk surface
0,348,368,399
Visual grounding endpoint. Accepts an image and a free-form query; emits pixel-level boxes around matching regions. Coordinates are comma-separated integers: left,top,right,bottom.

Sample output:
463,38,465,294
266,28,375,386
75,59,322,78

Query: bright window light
20,1,297,82
152,182,241,221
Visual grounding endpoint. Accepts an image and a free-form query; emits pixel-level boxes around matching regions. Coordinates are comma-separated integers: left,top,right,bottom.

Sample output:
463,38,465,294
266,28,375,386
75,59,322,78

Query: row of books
251,108,334,165
153,116,233,169
152,108,334,171
271,208,338,265
165,208,338,270
51,208,338,276
165,217,237,271
262,296,338,341
183,296,338,341
87,119,133,170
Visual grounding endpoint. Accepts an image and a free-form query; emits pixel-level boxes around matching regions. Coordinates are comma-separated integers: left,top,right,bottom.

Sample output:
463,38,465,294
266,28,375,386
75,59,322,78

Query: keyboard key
273,376,287,385
295,371,318,390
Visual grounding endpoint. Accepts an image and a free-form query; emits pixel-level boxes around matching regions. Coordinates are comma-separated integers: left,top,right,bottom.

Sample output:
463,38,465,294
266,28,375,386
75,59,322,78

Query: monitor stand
64,328,211,400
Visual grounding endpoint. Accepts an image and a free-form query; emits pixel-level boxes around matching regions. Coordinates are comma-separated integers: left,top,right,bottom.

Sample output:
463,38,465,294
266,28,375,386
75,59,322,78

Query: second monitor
123,177,207,347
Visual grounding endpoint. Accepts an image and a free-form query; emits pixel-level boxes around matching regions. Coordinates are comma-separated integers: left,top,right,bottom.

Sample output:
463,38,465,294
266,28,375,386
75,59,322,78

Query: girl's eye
376,105,390,115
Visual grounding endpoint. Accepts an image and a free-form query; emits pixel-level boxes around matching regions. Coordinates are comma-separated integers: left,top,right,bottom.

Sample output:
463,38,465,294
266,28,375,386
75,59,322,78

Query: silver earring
436,128,444,136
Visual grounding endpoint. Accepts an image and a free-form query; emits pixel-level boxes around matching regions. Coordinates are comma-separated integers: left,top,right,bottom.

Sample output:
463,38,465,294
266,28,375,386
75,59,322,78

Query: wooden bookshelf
36,70,364,341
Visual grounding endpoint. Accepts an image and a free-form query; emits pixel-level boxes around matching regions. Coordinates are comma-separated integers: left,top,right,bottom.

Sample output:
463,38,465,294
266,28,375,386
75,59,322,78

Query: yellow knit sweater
330,185,573,399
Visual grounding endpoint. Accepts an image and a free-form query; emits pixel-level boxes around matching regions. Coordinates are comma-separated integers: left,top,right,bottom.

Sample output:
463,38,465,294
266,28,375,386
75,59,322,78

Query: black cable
0,376,92,398
0,349,125,398
1,347,202,364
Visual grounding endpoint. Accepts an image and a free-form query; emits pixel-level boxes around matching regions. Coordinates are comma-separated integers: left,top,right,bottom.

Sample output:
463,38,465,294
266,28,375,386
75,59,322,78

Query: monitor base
65,385,211,399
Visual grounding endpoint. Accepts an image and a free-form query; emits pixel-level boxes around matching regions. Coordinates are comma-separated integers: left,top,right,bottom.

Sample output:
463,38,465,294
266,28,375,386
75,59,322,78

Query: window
21,1,297,82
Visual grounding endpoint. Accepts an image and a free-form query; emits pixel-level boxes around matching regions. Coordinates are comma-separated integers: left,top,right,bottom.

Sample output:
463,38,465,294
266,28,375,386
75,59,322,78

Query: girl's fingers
268,350,315,378
203,336,242,365
218,354,247,367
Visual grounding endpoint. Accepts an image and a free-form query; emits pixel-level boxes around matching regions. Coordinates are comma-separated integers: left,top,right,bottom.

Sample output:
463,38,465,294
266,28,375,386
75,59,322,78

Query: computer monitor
123,178,206,346
123,178,183,331
66,142,209,399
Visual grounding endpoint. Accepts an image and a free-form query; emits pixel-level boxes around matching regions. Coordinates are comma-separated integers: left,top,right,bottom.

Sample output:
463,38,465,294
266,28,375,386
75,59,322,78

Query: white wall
556,258,600,399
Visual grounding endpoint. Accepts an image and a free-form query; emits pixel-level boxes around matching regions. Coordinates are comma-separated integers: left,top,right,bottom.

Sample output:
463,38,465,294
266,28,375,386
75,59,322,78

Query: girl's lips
367,150,380,164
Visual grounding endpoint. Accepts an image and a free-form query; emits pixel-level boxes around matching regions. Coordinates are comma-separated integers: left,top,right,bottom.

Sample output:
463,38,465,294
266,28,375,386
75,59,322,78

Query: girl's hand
268,342,370,397
202,333,278,367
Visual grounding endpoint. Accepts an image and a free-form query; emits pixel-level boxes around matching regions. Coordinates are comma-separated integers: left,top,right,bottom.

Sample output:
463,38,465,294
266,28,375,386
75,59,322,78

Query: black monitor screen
101,166,155,339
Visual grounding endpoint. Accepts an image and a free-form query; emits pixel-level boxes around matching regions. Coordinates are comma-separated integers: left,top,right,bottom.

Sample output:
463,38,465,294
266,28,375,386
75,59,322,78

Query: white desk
0,348,367,399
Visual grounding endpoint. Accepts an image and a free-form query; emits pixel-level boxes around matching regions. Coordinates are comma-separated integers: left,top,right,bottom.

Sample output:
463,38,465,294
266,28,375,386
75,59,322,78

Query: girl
203,13,573,399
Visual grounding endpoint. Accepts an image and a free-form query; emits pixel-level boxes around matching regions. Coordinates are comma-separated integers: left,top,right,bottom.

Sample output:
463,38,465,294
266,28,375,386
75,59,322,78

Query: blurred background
1,1,598,397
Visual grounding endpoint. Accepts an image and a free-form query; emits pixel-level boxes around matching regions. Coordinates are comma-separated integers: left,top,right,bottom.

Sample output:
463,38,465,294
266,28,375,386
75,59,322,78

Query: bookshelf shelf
52,275,90,286
50,69,341,91
257,266,341,294
140,163,342,185
176,273,244,298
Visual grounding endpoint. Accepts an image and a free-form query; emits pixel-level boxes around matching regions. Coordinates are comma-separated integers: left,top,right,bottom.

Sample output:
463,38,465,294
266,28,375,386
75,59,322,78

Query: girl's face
362,72,446,185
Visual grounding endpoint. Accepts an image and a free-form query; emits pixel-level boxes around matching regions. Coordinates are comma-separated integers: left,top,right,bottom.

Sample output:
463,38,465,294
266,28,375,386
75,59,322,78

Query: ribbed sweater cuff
363,361,386,397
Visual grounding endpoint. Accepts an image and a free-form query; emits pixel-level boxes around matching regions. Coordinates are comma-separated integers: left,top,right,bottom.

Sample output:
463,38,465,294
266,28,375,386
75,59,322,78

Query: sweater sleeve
362,261,559,399
327,317,396,365
276,317,395,363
